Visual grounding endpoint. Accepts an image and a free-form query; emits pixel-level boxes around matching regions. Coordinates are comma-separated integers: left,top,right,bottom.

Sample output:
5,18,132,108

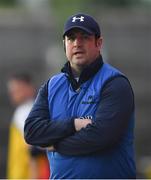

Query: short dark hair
9,73,33,84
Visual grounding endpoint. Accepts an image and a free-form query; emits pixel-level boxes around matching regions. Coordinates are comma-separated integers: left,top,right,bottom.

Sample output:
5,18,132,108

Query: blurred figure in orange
7,73,49,179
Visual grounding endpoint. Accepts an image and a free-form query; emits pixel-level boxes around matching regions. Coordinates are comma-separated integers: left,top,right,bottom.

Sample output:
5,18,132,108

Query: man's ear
96,37,103,50
63,39,66,52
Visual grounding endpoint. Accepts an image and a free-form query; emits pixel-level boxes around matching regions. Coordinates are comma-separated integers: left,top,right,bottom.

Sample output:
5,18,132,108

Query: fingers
74,118,92,131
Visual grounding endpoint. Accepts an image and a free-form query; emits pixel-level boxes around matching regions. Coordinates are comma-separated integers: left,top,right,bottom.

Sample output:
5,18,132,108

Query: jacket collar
61,55,104,90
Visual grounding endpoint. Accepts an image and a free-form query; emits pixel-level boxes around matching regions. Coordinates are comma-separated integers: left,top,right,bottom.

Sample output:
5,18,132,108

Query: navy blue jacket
24,55,136,178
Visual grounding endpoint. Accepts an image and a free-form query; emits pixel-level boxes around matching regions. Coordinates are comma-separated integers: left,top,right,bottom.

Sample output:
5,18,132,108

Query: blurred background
0,0,150,178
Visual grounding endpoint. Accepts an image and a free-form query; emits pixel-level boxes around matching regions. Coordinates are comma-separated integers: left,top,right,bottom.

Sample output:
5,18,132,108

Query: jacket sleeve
54,76,134,155
24,80,75,147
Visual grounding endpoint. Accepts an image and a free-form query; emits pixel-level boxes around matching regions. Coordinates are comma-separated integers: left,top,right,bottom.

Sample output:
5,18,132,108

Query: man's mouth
73,51,84,55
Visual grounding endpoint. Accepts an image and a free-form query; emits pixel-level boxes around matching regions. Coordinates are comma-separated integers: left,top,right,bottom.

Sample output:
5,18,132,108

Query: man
7,73,49,179
24,13,136,178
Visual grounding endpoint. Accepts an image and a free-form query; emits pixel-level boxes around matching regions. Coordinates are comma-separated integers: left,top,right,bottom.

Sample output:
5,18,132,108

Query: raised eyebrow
82,32,92,36
83,33,91,37
66,32,91,39
66,33,75,38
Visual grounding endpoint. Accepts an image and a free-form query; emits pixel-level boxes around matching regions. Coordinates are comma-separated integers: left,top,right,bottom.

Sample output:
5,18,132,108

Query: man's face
64,29,102,69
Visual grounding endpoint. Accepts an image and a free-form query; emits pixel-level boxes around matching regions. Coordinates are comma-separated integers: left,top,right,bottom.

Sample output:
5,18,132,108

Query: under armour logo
72,16,84,22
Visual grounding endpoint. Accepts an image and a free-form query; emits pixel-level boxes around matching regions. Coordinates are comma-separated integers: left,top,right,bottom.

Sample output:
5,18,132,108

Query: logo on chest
81,95,97,104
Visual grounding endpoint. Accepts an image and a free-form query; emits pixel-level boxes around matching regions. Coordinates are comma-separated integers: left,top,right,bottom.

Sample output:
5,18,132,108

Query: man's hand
74,118,92,131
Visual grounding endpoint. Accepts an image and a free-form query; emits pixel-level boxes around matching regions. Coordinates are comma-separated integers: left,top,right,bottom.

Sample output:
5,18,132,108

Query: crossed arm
24,81,92,147
24,76,134,155
46,118,92,151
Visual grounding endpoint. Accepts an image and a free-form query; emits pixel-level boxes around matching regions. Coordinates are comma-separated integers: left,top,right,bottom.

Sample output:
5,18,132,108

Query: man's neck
61,55,103,91
71,65,83,78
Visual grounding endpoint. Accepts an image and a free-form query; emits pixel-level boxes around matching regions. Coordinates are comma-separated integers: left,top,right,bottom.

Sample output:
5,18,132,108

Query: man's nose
74,37,83,46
